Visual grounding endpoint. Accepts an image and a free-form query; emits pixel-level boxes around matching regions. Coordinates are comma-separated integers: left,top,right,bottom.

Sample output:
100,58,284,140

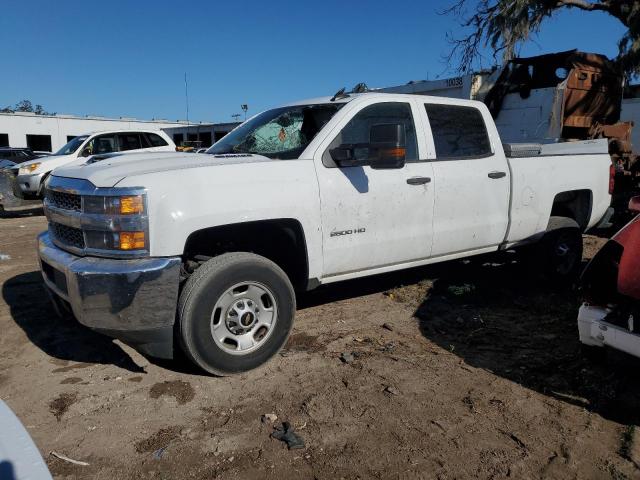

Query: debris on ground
261,413,278,424
271,422,305,450
49,451,89,466
382,323,394,331
340,352,355,364
384,386,400,396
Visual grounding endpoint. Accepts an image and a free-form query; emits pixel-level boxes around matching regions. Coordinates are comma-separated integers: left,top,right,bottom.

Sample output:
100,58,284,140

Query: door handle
406,176,431,185
488,171,506,179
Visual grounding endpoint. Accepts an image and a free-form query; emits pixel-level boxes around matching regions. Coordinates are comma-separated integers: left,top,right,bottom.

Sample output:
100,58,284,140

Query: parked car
14,130,175,199
38,92,612,375
0,147,40,169
578,196,640,357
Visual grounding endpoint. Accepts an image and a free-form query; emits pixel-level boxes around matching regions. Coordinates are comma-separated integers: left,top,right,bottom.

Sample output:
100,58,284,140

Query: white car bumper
16,171,46,195
578,304,640,358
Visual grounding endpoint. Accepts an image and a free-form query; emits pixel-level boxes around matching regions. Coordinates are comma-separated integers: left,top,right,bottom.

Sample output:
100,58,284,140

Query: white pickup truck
37,92,612,375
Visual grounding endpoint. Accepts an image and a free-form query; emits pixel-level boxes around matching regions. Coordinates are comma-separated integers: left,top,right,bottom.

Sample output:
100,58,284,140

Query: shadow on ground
409,257,640,426
2,271,145,373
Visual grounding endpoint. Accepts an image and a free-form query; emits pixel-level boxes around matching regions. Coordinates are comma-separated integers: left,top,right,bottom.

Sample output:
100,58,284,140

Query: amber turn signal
119,231,146,250
119,195,144,215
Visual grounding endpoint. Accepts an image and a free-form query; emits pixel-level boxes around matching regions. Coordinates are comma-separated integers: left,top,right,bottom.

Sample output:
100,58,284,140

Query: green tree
0,100,53,115
444,0,639,76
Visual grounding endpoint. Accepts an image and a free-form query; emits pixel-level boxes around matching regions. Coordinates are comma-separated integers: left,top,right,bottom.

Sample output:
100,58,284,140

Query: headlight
82,193,149,253
18,162,41,175
83,194,146,215
84,230,147,251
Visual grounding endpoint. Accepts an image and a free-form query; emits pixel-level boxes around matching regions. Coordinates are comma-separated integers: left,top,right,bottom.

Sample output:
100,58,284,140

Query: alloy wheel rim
210,281,278,355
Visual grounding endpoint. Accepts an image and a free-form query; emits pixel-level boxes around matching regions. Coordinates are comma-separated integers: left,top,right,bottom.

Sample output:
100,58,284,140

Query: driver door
314,99,435,279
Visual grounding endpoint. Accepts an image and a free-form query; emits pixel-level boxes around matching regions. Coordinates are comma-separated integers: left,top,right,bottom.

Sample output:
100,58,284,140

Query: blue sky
0,0,626,123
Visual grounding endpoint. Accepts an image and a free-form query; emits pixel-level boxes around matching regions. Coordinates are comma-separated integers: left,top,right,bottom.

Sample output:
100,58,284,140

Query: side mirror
368,123,406,170
329,123,407,169
629,196,640,214
80,149,91,158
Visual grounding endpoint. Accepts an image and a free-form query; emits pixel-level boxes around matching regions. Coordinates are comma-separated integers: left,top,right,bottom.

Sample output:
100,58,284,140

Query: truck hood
52,152,273,187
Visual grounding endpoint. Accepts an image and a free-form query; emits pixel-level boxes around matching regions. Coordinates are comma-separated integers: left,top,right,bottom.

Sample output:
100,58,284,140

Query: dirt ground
2,210,640,479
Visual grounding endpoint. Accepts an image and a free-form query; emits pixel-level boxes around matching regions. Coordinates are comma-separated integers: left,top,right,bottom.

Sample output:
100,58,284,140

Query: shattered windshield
208,104,343,159
54,135,89,156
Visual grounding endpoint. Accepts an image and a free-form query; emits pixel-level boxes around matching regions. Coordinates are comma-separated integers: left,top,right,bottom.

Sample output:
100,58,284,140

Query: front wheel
178,252,295,376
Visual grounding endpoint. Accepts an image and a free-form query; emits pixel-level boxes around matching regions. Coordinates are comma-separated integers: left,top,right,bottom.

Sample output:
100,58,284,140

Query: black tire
178,252,295,376
540,216,583,284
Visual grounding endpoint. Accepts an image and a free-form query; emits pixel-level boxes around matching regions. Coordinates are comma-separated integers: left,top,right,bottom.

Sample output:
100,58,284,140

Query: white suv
15,130,175,198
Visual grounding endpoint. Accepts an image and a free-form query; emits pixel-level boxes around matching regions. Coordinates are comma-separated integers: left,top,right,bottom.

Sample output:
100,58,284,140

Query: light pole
241,104,248,121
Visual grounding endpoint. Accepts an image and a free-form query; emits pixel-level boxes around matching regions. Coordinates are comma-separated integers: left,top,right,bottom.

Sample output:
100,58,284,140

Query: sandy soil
1,210,640,479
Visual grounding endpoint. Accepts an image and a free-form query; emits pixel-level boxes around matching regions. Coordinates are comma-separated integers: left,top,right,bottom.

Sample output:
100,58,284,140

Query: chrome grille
50,222,85,249
46,189,82,212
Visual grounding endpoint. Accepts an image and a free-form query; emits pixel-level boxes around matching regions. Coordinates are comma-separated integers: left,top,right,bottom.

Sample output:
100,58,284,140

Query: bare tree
443,0,639,76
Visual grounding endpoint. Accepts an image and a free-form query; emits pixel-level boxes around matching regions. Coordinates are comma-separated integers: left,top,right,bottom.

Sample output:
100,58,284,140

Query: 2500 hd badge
330,228,366,237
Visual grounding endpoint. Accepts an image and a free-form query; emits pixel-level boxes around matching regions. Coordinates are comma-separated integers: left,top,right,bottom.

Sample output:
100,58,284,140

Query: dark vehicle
0,147,39,167
578,196,640,357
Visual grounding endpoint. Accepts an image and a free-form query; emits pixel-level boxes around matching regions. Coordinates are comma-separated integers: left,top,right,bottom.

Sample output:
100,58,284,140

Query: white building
0,111,238,152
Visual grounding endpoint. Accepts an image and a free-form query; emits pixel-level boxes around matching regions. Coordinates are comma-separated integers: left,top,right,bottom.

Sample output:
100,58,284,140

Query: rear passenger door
421,103,510,256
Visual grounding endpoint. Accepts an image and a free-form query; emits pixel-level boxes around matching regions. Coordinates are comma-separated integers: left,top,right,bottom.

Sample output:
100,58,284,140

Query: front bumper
578,304,640,359
37,232,181,358
16,171,45,195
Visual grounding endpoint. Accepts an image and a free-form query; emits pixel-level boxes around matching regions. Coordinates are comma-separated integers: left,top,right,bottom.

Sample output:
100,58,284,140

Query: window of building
26,134,52,152
187,133,198,142
214,131,227,142
173,133,184,146
424,104,492,159
198,132,212,147
67,135,77,143
146,133,168,147
323,102,418,167
0,134,8,147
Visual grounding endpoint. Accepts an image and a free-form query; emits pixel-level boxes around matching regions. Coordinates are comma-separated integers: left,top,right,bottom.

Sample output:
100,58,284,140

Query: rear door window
118,133,143,151
146,133,168,147
425,104,492,159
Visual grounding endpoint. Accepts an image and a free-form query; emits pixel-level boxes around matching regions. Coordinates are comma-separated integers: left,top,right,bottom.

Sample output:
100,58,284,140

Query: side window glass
323,102,418,167
118,133,142,151
82,135,116,156
146,133,168,147
139,133,151,149
425,104,492,159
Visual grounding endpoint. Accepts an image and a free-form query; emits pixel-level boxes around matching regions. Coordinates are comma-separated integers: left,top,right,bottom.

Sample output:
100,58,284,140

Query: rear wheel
540,216,583,283
178,252,295,376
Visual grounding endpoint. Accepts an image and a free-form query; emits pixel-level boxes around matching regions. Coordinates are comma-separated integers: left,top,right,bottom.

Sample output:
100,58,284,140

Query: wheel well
183,219,309,291
550,190,592,231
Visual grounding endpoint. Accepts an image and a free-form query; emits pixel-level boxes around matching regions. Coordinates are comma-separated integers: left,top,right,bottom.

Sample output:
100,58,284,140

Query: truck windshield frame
208,104,344,159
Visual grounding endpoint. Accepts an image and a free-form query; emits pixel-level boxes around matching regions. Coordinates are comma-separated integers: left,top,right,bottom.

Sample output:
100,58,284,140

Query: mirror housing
368,123,406,169
80,149,91,158
629,195,640,214
329,123,406,169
